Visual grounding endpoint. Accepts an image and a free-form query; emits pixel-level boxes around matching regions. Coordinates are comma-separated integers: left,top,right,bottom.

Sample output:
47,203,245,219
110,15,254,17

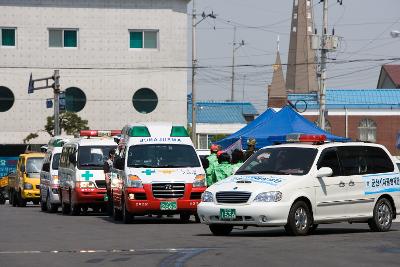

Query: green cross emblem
142,169,155,176
82,171,94,181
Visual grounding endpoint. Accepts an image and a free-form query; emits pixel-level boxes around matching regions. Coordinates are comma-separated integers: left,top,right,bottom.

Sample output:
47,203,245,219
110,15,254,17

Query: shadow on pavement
97,215,199,225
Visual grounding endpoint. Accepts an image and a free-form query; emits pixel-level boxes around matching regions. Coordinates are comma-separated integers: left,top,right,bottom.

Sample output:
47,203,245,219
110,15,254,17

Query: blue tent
217,106,349,149
216,108,276,149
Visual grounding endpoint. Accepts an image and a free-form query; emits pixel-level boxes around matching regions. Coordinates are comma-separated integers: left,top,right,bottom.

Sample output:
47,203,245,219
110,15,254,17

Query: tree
45,112,89,137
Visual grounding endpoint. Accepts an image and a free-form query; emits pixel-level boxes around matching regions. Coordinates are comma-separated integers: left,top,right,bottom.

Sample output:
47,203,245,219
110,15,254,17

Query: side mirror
20,165,25,173
69,154,77,164
316,167,333,178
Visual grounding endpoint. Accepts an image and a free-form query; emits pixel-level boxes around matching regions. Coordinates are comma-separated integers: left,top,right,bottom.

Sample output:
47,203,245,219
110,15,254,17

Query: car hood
208,174,292,193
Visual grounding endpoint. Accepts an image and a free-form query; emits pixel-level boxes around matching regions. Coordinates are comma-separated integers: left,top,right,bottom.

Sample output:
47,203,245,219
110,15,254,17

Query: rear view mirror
317,167,333,178
20,165,25,173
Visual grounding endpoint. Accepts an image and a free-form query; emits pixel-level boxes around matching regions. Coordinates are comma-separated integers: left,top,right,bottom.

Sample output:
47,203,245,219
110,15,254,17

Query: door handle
339,181,345,187
349,181,355,186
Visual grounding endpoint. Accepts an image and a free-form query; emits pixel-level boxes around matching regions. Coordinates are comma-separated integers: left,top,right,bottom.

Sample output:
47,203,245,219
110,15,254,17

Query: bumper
73,188,107,205
197,202,291,226
124,185,206,214
22,190,40,199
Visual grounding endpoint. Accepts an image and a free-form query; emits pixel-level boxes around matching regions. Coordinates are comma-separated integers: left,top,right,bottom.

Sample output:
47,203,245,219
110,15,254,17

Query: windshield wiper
256,170,287,175
128,164,155,168
80,163,103,167
235,170,256,175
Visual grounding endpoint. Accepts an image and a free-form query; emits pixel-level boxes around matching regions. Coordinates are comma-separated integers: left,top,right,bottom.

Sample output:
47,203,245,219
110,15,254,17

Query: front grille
190,192,202,200
216,191,251,204
95,180,107,189
35,185,40,189
152,183,185,199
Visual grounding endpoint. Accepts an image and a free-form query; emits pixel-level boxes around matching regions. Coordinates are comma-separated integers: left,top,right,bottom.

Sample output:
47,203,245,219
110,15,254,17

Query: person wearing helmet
212,152,234,183
231,149,245,173
244,138,257,160
206,144,220,186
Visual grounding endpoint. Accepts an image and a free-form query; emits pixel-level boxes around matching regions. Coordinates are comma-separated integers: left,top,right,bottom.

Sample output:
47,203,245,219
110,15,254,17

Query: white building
0,0,189,144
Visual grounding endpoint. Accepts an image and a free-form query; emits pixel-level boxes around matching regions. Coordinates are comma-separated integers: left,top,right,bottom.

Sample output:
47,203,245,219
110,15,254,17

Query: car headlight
201,191,214,202
193,174,206,188
76,181,96,188
126,175,143,188
24,183,33,190
253,191,282,202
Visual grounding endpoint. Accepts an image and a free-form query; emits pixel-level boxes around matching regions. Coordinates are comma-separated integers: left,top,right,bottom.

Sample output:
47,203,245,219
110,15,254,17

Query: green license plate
220,208,236,220
160,201,177,210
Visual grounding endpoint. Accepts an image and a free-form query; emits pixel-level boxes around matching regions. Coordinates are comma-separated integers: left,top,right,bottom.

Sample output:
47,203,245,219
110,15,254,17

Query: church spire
268,36,287,108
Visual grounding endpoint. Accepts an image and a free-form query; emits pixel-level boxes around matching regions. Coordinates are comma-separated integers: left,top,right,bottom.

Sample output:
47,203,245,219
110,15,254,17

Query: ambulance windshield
78,146,116,170
127,144,201,168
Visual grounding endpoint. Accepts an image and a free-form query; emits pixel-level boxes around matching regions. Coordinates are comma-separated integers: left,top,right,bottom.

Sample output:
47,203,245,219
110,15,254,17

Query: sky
188,0,400,111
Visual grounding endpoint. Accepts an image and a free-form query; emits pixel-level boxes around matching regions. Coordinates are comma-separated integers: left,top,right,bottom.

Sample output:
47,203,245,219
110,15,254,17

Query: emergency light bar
80,130,122,137
268,134,327,144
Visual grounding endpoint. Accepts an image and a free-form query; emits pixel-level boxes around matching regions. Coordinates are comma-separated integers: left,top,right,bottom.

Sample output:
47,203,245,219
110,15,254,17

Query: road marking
0,248,211,255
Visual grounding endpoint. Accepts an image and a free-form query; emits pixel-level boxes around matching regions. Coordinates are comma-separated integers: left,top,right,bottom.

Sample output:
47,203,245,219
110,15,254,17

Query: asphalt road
1,202,399,267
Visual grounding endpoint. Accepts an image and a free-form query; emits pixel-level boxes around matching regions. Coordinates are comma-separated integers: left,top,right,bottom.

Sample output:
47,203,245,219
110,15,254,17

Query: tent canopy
216,106,349,149
215,108,276,149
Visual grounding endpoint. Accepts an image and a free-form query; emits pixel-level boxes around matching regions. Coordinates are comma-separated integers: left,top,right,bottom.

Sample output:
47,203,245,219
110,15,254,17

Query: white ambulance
58,130,118,215
111,122,206,223
40,136,71,213
198,134,400,236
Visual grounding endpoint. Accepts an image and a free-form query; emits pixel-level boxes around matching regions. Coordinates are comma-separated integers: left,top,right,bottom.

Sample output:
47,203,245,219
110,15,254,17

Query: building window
132,88,158,114
1,28,16,47
293,13,297,19
292,27,297,32
198,134,215,149
358,118,377,142
65,87,86,112
0,86,15,112
294,0,298,6
49,29,78,48
307,12,312,19
129,30,158,49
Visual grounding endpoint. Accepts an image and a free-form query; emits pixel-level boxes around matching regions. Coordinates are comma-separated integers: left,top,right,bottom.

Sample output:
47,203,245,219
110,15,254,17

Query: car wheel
70,195,80,216
368,198,393,232
113,206,123,221
61,192,70,215
285,201,312,236
46,192,58,213
122,199,133,224
17,191,26,207
41,194,47,212
9,190,13,205
180,213,191,223
12,191,18,207
209,224,233,236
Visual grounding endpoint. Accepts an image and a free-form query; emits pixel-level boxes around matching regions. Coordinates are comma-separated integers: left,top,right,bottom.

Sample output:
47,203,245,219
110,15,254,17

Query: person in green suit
206,144,220,186
212,153,234,183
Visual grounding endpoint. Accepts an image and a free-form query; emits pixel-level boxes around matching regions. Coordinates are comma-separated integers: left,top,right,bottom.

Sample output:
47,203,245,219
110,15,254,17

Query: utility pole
318,0,328,131
191,0,197,147
28,70,62,136
231,27,244,102
190,2,216,148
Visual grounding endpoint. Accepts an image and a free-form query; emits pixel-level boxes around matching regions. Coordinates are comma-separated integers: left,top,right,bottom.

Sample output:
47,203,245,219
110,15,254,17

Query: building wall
303,112,400,155
0,0,188,144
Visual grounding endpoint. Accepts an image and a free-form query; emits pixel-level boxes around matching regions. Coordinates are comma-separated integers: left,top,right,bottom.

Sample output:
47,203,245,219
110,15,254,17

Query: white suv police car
197,134,400,236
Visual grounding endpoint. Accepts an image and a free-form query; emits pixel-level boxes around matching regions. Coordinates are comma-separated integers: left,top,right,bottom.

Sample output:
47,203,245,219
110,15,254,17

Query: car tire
9,190,13,205
368,198,393,232
209,224,233,236
46,192,58,213
285,201,312,236
70,195,80,216
61,193,71,215
12,191,18,207
17,191,26,207
122,199,133,224
41,194,47,212
113,206,122,221
180,213,191,223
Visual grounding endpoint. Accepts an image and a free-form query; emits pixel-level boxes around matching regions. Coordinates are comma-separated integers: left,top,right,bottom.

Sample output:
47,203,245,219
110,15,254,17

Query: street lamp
191,0,216,148
231,26,245,102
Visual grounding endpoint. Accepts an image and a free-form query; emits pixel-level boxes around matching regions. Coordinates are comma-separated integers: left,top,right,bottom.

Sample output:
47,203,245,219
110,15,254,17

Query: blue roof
187,102,258,124
288,89,400,109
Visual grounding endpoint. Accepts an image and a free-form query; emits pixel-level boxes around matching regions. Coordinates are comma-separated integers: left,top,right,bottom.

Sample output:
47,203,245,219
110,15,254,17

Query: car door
342,146,395,217
314,147,352,220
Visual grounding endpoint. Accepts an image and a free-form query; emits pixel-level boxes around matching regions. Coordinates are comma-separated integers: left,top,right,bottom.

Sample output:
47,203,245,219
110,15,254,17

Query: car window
237,147,318,176
337,146,367,176
317,148,342,176
51,153,61,170
365,147,394,173
26,157,44,173
127,144,201,168
78,146,116,170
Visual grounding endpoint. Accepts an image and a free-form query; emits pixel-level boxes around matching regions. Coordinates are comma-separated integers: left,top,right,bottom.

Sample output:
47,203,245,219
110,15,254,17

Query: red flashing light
298,134,327,142
80,130,122,137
